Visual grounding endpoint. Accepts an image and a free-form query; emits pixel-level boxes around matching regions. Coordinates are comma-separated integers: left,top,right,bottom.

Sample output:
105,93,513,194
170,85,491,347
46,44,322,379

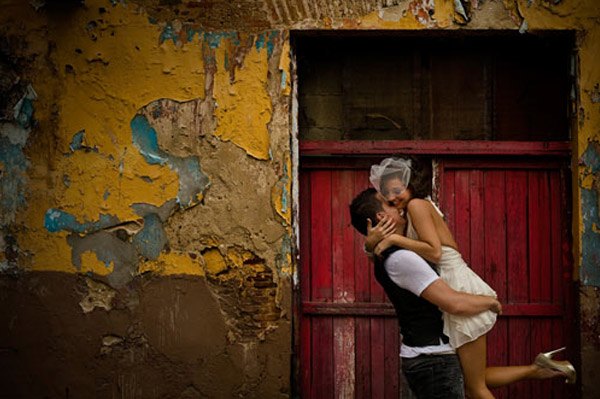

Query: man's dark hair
349,188,382,236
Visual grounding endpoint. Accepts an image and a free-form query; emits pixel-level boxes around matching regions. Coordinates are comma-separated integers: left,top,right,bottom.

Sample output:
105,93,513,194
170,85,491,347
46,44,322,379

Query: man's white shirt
383,249,455,358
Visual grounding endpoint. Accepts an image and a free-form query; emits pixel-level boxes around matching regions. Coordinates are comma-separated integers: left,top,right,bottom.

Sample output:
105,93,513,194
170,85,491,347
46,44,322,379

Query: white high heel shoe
534,347,576,384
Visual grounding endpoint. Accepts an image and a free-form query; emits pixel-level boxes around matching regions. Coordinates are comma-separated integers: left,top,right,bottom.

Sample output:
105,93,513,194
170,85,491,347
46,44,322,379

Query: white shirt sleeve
383,249,440,296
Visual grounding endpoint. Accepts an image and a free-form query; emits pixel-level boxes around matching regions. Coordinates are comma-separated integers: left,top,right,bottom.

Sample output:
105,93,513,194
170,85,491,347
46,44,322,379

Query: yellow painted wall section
139,251,205,276
278,40,292,97
80,251,114,276
12,1,208,272
213,37,273,161
202,248,228,276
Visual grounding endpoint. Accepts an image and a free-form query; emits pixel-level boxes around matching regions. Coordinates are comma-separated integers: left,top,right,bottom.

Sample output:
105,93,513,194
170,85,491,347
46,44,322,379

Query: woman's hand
365,216,396,252
374,236,395,258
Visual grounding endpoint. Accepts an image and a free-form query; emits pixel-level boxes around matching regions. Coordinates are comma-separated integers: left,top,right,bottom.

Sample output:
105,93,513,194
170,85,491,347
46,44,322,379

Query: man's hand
422,280,505,317
365,216,396,252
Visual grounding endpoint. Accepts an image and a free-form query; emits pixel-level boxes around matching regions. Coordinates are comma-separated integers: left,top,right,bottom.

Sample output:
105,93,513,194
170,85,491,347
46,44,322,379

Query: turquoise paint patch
203,31,239,49
132,213,167,260
69,130,85,152
103,189,110,200
131,115,167,165
280,71,287,89
0,85,36,227
130,114,210,208
581,188,600,287
255,33,266,52
267,31,278,57
256,31,279,57
159,23,178,45
276,234,292,272
0,136,29,226
44,208,119,234
582,141,600,174
581,141,600,287
16,98,35,129
187,28,197,43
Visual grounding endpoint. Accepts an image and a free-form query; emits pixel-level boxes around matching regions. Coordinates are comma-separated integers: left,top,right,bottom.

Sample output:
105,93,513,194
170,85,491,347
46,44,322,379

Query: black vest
374,247,449,347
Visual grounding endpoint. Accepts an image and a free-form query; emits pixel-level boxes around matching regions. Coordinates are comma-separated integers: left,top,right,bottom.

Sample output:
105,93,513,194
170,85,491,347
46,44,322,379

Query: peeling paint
138,251,204,276
409,0,437,27
581,141,600,287
68,231,138,288
132,213,168,260
212,35,273,160
589,83,600,104
453,0,470,24
0,85,35,227
131,114,209,208
277,235,292,275
0,136,29,226
271,155,291,225
581,188,600,286
44,209,119,234
69,130,86,152
203,31,240,49
80,250,115,276
255,31,278,57
202,248,228,275
278,39,291,96
582,141,600,174
79,277,116,313
203,247,282,341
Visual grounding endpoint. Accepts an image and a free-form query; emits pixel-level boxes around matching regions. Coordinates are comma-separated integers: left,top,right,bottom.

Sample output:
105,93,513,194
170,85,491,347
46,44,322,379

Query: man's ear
374,211,385,222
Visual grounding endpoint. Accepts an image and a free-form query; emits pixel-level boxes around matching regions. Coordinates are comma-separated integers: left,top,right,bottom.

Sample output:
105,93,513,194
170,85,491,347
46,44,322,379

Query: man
349,188,501,399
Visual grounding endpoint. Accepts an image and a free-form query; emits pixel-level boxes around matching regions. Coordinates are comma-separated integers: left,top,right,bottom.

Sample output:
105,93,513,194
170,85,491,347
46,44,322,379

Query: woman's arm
364,216,396,252
374,200,442,263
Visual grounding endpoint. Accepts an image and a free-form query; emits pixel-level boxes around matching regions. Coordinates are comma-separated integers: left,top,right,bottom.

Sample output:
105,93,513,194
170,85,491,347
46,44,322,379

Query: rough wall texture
0,0,599,398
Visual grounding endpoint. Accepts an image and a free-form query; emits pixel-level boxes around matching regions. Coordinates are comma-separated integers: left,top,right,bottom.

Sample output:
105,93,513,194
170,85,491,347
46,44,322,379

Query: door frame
293,138,576,397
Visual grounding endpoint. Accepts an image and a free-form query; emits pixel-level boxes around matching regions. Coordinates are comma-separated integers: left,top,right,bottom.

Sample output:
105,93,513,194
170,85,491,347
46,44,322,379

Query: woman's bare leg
457,335,495,399
485,364,565,387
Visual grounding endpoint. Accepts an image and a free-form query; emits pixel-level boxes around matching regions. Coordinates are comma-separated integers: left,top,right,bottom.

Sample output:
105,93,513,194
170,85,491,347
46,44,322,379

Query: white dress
406,200,497,349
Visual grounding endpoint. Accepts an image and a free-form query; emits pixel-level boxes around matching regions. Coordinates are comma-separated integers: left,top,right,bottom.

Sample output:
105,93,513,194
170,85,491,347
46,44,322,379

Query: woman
365,157,575,399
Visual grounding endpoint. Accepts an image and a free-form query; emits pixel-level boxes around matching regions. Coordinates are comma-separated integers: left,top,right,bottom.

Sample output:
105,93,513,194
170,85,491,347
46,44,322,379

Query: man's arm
421,279,502,316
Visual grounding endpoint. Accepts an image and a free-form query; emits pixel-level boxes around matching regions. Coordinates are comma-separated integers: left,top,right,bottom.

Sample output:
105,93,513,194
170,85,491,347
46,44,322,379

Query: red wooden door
298,152,577,398
438,158,577,399
300,157,402,399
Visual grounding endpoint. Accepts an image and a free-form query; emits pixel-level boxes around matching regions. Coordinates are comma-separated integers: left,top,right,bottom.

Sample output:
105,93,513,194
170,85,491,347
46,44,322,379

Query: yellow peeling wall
1,0,600,397
1,1,292,285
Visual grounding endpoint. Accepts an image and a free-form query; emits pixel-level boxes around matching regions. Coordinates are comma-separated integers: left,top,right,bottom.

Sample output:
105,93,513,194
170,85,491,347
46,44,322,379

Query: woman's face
381,177,413,209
